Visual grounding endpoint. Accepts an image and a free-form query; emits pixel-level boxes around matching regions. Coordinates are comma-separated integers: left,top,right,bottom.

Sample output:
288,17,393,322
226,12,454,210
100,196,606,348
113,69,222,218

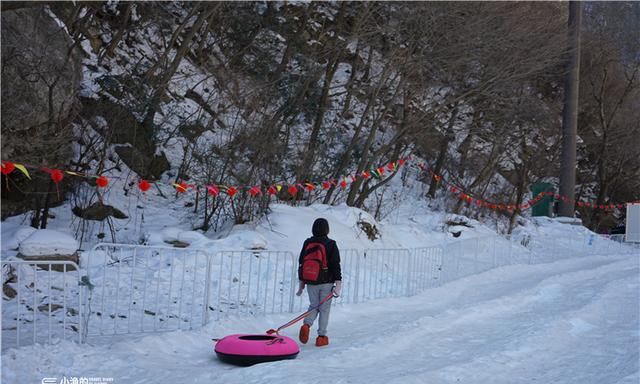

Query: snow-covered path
3,254,638,384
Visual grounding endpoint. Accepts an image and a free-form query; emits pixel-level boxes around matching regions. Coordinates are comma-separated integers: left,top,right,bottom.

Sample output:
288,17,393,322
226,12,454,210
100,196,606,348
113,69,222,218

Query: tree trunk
428,107,459,197
102,3,133,60
142,6,214,132
297,57,340,181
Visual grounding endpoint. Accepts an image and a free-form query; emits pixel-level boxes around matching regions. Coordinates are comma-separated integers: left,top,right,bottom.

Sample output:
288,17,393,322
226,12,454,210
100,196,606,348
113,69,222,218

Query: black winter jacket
298,235,342,284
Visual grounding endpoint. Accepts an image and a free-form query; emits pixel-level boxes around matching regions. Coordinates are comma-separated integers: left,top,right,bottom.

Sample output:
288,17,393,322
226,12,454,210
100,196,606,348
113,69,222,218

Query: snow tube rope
266,290,336,335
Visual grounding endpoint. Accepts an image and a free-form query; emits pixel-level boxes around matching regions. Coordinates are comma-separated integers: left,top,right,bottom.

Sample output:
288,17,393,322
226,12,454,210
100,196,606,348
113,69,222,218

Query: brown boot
315,335,329,347
299,324,310,344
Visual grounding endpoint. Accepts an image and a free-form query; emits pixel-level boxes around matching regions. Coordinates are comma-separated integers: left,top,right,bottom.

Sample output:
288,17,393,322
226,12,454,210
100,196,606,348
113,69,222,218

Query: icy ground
3,252,638,384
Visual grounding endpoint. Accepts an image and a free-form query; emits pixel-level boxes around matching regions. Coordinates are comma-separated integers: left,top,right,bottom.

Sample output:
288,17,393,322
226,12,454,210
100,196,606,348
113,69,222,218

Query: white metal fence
1,261,82,350
82,244,210,341
2,233,637,349
205,250,299,321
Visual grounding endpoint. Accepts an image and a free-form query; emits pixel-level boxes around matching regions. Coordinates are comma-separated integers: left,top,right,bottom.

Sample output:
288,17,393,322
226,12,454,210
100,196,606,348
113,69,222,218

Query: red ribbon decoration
96,176,109,188
138,180,151,193
226,187,238,197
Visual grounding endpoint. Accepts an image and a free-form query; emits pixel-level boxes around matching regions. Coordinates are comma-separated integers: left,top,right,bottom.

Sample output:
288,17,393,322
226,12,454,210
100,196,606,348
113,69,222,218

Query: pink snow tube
214,334,299,366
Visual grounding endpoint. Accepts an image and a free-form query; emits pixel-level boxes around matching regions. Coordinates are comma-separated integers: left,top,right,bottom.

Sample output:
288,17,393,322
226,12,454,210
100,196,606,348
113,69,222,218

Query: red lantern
362,171,371,179
476,199,482,206
322,181,330,190
577,202,583,207
1,161,15,175
398,158,406,166
555,194,561,200
207,185,220,197
340,180,347,189
227,187,238,197
249,186,261,197
288,185,298,197
96,176,109,188
387,163,395,171
50,169,64,183
377,167,385,175
451,187,458,193
138,180,151,192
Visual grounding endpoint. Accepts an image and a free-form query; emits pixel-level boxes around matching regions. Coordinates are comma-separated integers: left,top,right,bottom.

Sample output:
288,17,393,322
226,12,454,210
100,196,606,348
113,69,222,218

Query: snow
3,226,36,251
2,252,637,384
17,229,79,257
2,194,639,384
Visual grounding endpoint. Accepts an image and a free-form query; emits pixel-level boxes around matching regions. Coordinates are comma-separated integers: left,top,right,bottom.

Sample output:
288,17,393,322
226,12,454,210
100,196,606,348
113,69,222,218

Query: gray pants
303,283,334,336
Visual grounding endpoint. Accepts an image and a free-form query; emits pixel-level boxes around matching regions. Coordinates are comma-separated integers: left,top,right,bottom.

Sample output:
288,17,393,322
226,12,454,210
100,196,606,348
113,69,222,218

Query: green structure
531,182,555,217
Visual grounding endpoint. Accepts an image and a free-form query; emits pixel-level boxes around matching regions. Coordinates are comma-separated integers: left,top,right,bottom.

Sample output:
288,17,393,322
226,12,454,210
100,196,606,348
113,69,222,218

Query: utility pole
559,1,583,217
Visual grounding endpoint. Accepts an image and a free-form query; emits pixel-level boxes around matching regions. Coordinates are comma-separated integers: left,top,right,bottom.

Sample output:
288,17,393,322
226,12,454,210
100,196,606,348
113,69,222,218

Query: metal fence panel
207,250,299,320
84,244,210,339
1,261,82,350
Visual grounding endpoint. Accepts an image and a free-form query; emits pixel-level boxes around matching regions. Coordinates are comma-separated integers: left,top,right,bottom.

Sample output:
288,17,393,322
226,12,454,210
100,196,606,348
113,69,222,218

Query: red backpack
298,242,329,283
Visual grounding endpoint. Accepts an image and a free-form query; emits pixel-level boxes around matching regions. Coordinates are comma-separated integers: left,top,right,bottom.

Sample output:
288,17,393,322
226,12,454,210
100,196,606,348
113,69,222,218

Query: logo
41,377,114,384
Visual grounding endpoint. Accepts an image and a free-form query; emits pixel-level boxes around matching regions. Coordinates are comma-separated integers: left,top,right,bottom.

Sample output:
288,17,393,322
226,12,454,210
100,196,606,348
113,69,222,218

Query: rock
38,303,64,313
17,252,80,272
114,146,170,180
72,202,128,221
80,96,170,179
1,6,81,160
18,229,79,257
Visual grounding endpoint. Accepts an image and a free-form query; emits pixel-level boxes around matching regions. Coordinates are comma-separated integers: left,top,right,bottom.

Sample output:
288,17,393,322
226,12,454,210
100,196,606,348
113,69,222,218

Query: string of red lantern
2,157,634,210
0,157,411,199
410,161,631,212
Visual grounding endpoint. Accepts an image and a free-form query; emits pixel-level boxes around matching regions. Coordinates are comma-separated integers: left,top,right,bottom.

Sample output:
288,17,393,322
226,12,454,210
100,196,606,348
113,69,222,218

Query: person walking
296,218,342,347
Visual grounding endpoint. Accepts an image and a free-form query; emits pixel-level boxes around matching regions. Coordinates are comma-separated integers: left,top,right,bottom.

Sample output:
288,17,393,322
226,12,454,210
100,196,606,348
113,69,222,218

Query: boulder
72,202,128,221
